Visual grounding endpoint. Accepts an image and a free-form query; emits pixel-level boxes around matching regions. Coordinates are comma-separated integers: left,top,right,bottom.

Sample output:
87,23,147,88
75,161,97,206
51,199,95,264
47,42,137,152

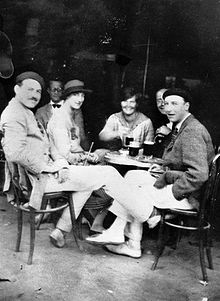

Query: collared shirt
49,100,64,114
175,113,191,132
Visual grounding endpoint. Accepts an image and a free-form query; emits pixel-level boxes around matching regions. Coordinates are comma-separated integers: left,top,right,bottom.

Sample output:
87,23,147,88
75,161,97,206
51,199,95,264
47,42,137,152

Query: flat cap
16,71,45,89
163,88,192,103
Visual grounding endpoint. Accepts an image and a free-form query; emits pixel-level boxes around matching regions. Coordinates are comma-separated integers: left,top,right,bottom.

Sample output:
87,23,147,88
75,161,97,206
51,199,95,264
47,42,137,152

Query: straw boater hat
16,71,45,89
64,79,92,98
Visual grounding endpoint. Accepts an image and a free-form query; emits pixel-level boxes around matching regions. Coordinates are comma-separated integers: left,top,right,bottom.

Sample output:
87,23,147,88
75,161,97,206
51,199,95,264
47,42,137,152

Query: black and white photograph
0,1,220,300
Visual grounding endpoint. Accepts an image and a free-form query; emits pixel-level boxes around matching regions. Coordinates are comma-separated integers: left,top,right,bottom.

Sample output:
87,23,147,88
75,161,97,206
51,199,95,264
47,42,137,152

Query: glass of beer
129,141,141,157
143,141,155,157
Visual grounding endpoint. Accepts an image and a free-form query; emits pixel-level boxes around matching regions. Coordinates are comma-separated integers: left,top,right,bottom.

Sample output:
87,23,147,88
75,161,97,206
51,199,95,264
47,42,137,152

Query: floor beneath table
0,195,220,301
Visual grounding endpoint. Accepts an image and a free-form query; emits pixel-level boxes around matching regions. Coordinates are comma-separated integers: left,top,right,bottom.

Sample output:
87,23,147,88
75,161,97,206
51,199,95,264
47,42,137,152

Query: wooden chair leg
68,194,80,249
16,209,23,252
206,228,213,270
199,229,208,283
77,212,83,240
27,207,36,265
174,218,183,249
151,213,166,271
35,198,48,230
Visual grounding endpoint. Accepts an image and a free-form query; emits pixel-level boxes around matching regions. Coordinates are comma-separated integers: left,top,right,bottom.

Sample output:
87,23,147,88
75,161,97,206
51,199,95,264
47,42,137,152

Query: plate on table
137,156,165,165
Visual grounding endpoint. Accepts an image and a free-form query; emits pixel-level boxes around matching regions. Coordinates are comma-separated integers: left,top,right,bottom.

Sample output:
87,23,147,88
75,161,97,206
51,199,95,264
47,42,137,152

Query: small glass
123,134,134,148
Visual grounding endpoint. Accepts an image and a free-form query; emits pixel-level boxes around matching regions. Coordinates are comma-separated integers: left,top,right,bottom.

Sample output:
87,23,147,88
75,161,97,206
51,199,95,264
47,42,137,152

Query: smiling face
121,95,137,116
65,92,85,110
164,95,190,123
15,78,42,109
156,89,167,114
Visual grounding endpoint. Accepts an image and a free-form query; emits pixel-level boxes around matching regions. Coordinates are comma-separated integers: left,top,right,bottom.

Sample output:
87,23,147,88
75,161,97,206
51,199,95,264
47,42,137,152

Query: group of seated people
0,71,214,259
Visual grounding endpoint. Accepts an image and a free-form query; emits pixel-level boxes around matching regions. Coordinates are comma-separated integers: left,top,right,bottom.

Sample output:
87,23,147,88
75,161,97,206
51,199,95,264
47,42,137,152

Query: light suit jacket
0,98,68,209
154,114,214,206
35,103,89,150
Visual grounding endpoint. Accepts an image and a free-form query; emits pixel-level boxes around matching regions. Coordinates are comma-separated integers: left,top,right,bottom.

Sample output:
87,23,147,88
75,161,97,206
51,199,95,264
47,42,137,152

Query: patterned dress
100,111,154,143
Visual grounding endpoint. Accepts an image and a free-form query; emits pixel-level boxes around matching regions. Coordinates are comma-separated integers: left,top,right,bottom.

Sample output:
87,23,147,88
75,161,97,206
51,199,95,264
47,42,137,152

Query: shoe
105,242,141,258
85,230,124,245
49,228,65,248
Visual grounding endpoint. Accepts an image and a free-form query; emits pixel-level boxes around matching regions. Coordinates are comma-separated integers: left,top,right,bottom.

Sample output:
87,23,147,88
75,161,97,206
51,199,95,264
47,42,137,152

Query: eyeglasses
50,88,63,93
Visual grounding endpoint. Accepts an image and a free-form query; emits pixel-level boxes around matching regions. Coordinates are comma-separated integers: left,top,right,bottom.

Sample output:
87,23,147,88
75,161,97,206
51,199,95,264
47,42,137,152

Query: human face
164,95,190,123
156,89,167,114
66,92,85,110
15,79,42,109
48,81,63,103
121,96,137,116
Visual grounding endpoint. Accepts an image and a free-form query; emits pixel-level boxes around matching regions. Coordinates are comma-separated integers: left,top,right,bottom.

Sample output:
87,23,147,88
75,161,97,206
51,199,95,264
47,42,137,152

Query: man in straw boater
0,71,160,248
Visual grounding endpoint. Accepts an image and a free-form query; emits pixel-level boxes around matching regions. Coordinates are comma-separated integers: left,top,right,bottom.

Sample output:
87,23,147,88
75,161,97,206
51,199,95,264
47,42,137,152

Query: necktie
52,104,61,108
170,125,178,144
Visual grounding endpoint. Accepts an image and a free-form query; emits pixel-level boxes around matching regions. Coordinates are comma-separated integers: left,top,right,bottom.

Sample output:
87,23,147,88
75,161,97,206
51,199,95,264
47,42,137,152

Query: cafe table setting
104,140,166,177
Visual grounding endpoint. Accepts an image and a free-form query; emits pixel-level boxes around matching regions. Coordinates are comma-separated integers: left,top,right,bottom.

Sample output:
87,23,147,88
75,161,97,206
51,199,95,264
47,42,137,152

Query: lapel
166,114,194,152
45,103,53,121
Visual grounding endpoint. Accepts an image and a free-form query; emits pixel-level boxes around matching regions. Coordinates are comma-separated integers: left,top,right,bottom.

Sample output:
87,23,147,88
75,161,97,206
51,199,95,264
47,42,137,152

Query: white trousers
44,165,153,232
109,170,193,242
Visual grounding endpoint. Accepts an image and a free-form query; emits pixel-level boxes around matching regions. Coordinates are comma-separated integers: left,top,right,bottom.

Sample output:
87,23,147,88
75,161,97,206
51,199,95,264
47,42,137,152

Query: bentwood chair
9,163,79,265
0,132,5,193
151,153,220,285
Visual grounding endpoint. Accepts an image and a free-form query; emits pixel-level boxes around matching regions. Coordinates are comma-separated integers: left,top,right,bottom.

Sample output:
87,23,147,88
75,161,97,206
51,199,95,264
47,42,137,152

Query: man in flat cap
0,71,158,248
87,88,214,258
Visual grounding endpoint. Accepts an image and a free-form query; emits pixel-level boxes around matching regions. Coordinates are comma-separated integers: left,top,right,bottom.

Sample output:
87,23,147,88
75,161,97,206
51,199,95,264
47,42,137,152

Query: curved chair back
151,152,220,284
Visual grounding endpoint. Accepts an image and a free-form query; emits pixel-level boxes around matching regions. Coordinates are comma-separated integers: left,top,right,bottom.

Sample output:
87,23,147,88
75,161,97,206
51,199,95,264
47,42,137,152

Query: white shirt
176,113,191,132
49,100,64,114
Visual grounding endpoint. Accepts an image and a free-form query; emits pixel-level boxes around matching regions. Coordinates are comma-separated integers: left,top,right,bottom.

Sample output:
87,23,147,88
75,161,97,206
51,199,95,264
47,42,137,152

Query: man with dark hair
87,88,214,258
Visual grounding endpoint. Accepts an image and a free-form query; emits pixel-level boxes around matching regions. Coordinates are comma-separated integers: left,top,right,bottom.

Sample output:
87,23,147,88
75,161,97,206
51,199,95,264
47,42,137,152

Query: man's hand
57,168,70,184
149,164,165,178
86,152,99,164
156,125,171,136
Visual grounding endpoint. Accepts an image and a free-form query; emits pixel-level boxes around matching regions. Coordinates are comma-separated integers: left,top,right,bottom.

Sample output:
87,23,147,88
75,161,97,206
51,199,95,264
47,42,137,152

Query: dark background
1,0,220,142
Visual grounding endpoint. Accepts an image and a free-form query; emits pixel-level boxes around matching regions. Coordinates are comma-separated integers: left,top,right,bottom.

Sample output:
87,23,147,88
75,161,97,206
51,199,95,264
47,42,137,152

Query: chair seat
167,208,198,216
13,202,68,213
165,219,210,231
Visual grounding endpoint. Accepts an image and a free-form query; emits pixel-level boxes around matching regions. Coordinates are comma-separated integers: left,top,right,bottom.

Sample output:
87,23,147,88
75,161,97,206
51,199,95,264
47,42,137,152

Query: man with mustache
0,71,157,248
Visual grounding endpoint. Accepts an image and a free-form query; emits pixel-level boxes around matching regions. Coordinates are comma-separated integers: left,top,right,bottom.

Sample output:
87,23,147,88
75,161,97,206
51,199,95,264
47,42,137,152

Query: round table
104,151,165,176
